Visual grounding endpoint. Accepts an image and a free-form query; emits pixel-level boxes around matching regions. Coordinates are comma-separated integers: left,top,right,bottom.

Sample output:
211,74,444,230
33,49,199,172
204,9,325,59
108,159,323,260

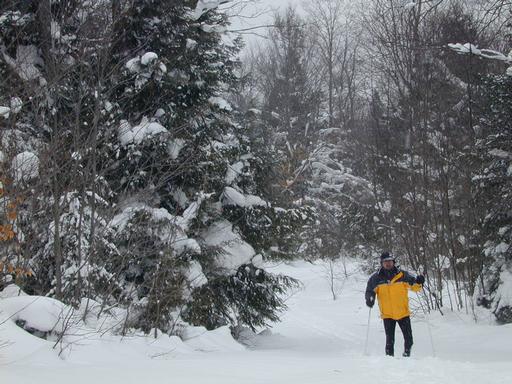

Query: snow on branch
192,0,230,20
448,43,512,76
0,106,10,118
448,43,512,63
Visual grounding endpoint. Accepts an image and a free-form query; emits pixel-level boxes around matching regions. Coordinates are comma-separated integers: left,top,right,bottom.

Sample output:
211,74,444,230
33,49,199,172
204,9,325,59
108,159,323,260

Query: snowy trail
2,260,512,384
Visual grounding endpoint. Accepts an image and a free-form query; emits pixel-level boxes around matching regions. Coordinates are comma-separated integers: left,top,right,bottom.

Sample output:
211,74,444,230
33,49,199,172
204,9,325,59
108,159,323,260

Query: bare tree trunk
52,182,63,299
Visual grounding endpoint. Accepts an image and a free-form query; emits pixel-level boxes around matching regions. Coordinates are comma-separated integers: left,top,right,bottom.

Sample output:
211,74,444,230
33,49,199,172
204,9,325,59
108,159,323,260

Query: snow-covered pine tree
475,74,512,324
0,0,316,335
100,0,303,333
257,7,323,203
304,129,377,260
0,0,121,305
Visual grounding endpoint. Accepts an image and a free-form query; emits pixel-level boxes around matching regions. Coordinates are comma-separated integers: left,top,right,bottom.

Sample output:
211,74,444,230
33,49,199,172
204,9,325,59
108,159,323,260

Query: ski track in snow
2,260,512,384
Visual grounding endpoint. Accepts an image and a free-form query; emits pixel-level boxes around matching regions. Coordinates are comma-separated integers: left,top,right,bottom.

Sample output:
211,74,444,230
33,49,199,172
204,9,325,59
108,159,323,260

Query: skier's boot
402,349,411,357
385,346,394,357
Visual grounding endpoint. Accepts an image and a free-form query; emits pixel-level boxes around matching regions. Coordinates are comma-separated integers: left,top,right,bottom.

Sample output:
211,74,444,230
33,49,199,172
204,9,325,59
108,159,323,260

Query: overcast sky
227,0,300,48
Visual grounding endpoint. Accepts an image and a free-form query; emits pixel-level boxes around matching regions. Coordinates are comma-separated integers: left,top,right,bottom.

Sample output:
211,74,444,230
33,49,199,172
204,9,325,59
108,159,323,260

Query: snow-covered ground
2,259,512,383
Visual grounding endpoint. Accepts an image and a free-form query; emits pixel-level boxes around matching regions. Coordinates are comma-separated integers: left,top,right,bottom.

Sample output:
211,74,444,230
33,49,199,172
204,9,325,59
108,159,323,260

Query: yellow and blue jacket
365,267,422,320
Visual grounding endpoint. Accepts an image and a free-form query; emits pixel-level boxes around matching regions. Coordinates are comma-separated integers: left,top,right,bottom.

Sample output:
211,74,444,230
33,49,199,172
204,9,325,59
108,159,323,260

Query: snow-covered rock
0,296,74,336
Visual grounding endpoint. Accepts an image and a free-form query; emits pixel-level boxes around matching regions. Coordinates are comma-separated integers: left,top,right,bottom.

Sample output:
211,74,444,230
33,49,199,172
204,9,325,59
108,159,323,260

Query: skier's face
382,260,394,270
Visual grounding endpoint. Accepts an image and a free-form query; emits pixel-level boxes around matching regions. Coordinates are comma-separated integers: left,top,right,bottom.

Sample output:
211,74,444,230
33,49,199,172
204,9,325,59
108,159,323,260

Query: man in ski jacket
365,252,425,357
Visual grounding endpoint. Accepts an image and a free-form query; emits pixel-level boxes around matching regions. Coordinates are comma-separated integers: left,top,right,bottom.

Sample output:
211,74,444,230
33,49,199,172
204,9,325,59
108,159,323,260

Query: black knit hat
380,252,395,262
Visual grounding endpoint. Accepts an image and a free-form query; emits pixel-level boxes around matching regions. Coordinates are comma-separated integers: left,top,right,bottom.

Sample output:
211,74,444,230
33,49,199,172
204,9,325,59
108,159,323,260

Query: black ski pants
383,316,413,356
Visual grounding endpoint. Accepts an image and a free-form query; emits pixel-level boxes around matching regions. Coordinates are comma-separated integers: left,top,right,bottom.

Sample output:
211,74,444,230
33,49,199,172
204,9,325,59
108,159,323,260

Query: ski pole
364,306,372,355
416,292,436,357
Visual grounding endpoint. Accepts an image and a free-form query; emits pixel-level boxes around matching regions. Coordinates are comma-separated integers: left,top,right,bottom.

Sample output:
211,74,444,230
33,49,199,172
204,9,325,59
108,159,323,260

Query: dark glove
365,295,375,308
416,275,425,284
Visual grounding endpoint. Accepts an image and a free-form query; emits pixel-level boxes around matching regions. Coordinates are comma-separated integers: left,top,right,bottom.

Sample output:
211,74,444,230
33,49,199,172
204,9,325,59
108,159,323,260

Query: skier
365,252,425,357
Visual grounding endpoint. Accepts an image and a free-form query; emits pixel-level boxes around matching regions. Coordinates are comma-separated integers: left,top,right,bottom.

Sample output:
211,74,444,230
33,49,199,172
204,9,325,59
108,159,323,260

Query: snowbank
2,258,512,383
0,296,74,336
0,283,27,299
181,325,245,352
0,291,246,364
